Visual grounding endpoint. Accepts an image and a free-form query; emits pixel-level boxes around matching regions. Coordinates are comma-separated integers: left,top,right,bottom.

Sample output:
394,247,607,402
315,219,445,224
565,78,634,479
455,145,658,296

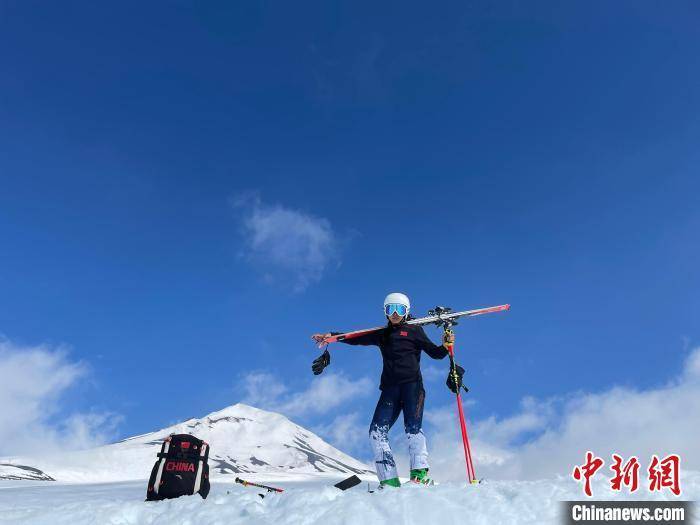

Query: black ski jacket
335,321,448,390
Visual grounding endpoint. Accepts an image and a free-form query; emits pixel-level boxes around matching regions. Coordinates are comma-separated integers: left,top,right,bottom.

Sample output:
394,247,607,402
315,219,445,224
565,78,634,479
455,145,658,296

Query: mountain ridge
0,403,373,482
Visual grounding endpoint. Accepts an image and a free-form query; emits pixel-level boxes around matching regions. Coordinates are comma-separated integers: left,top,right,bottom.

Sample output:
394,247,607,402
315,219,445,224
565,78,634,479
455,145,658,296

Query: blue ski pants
368,380,429,481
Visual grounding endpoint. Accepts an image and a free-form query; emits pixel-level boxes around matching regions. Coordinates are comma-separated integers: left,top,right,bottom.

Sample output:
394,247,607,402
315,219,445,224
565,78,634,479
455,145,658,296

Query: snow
1,472,698,525
2,402,697,524
0,464,54,481
0,403,372,483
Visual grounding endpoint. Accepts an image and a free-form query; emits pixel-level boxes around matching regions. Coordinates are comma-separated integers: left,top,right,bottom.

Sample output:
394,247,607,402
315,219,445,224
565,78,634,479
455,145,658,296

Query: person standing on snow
311,292,464,488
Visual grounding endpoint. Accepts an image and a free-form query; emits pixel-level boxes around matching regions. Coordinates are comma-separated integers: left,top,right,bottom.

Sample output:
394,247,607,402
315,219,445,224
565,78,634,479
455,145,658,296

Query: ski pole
445,328,477,484
235,477,284,493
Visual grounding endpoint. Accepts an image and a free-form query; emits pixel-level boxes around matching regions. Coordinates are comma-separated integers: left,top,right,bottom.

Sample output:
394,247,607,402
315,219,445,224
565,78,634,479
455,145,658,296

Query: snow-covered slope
0,465,54,482
0,403,372,483
2,473,698,525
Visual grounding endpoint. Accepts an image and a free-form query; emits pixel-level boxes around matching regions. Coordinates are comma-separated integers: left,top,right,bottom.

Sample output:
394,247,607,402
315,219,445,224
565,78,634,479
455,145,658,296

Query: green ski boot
409,468,434,485
379,477,401,489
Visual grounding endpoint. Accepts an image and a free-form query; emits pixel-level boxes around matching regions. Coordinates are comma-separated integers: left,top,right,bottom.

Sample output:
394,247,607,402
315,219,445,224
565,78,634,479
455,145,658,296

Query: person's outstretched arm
310,329,382,375
415,326,450,359
311,330,383,347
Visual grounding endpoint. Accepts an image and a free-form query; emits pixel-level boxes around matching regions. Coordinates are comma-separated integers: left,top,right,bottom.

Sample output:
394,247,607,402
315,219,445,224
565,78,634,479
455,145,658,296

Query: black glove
312,349,331,375
446,364,466,394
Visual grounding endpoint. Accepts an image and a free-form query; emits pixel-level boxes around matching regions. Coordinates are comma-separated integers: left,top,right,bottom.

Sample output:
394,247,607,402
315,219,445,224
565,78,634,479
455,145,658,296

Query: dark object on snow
334,475,361,491
312,349,331,375
446,364,467,394
146,434,210,501
235,477,284,493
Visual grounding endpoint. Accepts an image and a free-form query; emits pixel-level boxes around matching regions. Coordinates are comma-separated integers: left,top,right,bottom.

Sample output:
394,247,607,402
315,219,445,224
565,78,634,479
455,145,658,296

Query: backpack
146,434,210,501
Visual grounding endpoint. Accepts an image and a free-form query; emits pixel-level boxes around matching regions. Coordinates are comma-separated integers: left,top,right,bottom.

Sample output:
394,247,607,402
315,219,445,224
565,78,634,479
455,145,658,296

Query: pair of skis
317,303,510,485
317,304,510,346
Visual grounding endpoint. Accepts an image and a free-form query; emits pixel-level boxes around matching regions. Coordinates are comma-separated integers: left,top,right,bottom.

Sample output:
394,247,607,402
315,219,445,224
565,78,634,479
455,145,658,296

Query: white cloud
241,371,373,417
232,193,341,292
421,362,447,383
281,374,373,416
315,412,368,457
424,348,700,482
239,370,374,457
0,337,120,457
239,371,289,411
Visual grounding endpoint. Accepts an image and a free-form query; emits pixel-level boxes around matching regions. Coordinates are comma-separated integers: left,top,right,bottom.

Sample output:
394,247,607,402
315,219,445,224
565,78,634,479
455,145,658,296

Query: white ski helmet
383,292,411,316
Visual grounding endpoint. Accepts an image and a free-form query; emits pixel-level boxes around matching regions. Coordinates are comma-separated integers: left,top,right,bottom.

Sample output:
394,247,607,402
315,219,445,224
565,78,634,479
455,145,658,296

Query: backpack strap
152,437,172,495
192,442,208,495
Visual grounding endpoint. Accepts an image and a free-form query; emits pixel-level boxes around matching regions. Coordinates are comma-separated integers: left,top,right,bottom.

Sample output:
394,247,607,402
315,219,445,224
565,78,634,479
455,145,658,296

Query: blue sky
1,2,699,468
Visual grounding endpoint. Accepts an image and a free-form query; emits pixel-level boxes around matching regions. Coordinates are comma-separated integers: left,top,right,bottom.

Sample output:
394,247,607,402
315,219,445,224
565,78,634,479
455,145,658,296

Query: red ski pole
445,328,477,484
235,477,284,493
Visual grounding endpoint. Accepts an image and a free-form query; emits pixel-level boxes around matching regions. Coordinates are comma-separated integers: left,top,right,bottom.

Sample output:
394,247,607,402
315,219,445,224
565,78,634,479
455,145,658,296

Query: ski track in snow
1,473,698,525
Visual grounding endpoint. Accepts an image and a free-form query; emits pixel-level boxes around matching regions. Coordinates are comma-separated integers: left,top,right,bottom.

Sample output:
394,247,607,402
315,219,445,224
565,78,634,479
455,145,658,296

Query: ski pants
369,380,428,481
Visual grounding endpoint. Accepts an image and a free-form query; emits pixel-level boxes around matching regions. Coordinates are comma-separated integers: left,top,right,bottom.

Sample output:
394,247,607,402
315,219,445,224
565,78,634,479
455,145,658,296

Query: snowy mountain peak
193,402,288,427
1,403,373,483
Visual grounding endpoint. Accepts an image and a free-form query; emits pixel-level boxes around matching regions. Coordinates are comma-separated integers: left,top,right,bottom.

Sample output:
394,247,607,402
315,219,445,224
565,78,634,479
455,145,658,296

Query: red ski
317,304,510,347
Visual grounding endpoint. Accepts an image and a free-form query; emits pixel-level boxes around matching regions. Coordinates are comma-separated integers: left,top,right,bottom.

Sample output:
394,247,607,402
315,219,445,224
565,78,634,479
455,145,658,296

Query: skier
311,292,465,488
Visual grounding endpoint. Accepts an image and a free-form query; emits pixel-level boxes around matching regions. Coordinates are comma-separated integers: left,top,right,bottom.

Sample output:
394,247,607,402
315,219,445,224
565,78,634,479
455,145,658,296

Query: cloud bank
233,193,341,292
0,337,120,457
241,371,373,418
424,348,700,481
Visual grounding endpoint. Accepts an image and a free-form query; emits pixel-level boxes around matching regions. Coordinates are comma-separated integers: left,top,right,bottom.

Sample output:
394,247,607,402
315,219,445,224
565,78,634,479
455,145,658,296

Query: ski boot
378,477,401,489
408,468,434,485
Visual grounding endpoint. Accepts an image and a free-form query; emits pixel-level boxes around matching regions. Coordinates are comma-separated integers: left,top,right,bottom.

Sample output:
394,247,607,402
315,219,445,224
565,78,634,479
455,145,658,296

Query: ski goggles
385,303,408,317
